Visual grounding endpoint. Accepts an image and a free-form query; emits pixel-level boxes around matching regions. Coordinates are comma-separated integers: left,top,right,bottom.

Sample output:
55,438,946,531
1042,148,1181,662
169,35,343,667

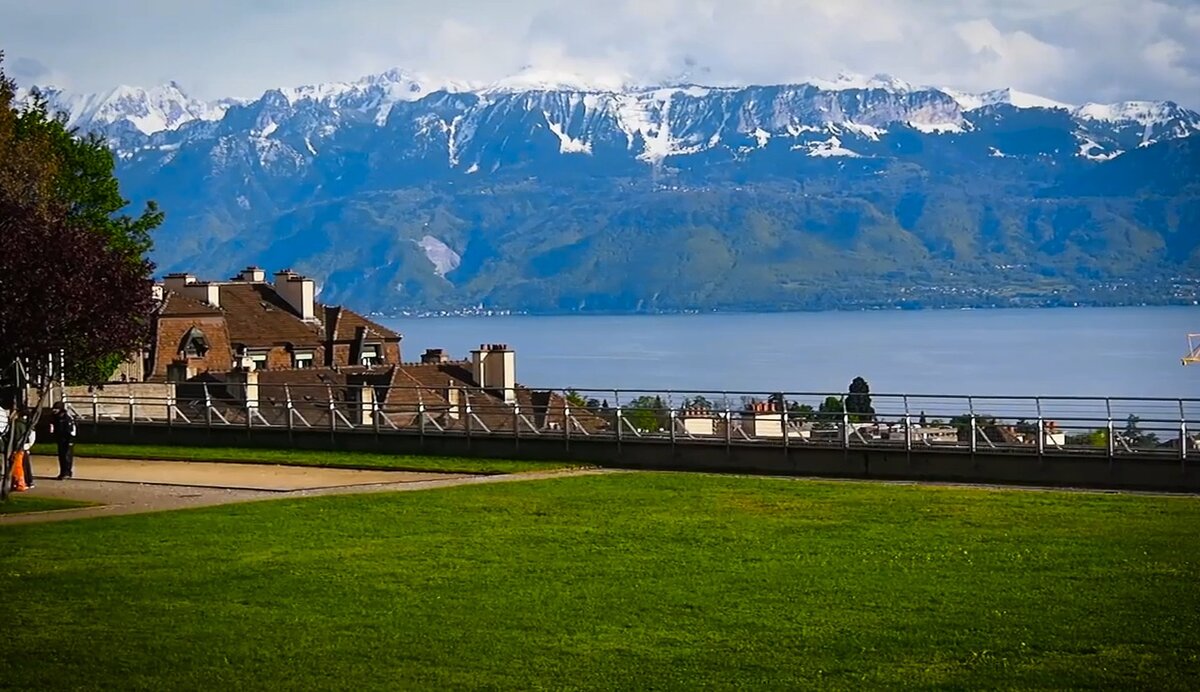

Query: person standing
8,406,34,491
50,403,76,480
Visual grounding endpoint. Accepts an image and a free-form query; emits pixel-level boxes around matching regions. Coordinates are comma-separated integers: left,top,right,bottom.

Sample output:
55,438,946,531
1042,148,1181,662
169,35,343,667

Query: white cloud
0,0,1196,108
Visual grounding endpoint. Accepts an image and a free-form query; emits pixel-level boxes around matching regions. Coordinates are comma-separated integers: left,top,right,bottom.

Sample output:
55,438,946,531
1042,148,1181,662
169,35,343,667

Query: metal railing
60,384,1200,462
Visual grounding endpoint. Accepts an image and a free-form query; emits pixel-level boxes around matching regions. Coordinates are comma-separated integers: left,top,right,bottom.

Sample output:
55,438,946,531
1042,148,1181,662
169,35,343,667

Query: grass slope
0,495,95,515
31,442,577,475
1,474,1198,689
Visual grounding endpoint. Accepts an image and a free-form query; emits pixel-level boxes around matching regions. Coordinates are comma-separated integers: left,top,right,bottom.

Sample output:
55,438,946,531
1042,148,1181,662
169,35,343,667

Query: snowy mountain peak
486,66,633,93
810,72,913,92
1074,100,1191,125
945,87,1074,112
17,81,224,135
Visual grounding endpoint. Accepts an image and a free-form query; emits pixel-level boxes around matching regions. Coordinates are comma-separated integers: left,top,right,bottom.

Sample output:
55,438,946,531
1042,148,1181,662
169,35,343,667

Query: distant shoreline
378,300,1200,320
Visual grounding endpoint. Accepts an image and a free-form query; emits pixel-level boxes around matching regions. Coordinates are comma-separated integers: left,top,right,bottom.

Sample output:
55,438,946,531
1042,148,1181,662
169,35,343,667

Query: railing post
781,403,789,453
614,390,624,456
328,385,336,434
372,389,381,438
564,399,571,454
725,398,733,458
418,402,426,439
128,393,136,431
1180,399,1188,471
1105,398,1115,463
167,390,175,432
513,402,520,450
903,395,912,454
967,396,978,456
1036,397,1045,459
285,384,295,435
203,383,213,429
668,403,676,447
842,407,851,450
465,399,473,444
91,391,98,425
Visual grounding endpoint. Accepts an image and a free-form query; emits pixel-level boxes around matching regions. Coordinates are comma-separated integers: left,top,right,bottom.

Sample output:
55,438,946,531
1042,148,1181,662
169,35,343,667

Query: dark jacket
50,410,76,443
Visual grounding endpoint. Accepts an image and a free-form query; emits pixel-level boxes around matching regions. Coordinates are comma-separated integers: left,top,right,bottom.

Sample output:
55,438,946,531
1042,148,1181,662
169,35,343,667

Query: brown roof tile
327,306,401,341
219,283,323,348
159,291,222,317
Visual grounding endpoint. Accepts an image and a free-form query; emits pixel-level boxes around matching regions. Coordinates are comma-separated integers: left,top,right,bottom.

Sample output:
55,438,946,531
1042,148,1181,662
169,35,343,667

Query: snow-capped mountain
19,81,227,135
16,69,1200,313
25,69,1198,167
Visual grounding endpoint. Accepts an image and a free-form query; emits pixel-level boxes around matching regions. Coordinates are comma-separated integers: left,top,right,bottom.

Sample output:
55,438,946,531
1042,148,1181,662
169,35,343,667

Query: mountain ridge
17,68,1200,314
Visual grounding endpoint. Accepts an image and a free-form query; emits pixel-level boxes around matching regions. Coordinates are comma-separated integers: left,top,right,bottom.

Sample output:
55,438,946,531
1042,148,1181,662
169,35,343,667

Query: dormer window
180,327,210,358
360,344,380,367
248,351,269,370
293,351,314,369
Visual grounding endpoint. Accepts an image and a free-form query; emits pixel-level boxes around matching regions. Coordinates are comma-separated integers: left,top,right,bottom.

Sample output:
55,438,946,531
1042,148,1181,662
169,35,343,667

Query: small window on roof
180,327,209,358
293,351,314,369
360,344,380,367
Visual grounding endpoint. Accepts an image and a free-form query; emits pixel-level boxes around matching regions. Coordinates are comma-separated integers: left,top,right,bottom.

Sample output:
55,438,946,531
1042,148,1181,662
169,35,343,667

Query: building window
360,344,380,367
293,351,314,369
180,327,210,358
248,350,269,370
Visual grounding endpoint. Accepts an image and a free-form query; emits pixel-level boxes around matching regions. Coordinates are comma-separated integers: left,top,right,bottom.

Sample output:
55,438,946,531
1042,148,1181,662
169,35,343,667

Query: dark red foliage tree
0,199,154,377
0,199,154,496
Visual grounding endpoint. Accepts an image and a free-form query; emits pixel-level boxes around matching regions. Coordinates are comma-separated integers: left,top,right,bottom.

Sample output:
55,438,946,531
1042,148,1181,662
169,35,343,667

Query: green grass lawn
31,442,579,475
0,495,95,515
1,473,1198,689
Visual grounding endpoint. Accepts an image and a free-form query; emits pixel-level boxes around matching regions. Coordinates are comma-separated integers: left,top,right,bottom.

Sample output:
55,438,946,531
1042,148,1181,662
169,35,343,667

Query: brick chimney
182,281,221,308
237,266,266,282
274,269,316,321
470,343,516,404
421,348,450,364
162,273,196,293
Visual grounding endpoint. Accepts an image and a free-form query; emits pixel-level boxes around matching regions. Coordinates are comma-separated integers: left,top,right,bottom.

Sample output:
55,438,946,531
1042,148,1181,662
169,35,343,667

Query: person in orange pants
10,450,27,492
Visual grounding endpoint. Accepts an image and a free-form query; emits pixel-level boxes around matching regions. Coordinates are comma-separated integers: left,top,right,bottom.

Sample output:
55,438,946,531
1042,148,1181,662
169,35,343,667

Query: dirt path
0,457,614,525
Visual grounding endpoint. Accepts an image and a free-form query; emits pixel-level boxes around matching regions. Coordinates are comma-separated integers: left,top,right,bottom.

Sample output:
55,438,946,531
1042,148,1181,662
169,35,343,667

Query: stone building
147,267,401,380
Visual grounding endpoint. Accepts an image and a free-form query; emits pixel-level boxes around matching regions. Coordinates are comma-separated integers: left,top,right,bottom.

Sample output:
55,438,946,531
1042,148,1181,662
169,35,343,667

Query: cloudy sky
2,0,1198,106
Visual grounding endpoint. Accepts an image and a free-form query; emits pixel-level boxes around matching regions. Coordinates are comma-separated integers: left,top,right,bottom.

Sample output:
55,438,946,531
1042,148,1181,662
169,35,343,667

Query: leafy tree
1066,429,1109,448
814,396,844,429
0,54,161,386
683,395,713,411
622,395,668,433
845,376,875,422
787,402,815,421
1122,415,1159,448
565,389,587,409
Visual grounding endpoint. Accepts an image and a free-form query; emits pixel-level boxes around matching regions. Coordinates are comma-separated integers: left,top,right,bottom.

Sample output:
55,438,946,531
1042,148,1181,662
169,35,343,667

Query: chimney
274,270,316,321
181,281,220,308
237,266,266,282
230,366,259,410
421,348,449,364
355,384,375,426
162,272,196,293
151,283,164,301
470,343,516,405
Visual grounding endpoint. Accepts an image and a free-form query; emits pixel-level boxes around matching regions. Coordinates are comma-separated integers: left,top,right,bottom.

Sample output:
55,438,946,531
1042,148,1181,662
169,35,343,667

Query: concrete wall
77,421,1200,493
65,384,175,421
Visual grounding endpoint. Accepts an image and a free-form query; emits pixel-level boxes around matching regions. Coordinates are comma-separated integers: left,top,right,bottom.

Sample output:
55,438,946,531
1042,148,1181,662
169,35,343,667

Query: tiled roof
324,305,401,341
158,291,222,316
219,283,323,348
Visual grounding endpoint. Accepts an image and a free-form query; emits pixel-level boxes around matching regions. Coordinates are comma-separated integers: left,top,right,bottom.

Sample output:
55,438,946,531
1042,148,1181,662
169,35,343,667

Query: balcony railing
57,383,1200,462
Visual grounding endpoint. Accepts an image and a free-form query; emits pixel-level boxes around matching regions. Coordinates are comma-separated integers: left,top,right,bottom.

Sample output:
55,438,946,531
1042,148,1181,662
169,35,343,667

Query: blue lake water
382,307,1200,398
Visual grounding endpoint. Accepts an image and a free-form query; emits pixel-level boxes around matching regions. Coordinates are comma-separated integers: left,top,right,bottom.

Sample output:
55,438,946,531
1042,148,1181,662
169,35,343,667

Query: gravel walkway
0,457,613,525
